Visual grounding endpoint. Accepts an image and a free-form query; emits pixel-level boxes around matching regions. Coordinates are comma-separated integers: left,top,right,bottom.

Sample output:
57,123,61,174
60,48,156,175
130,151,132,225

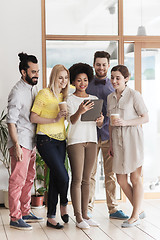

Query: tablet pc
81,99,103,121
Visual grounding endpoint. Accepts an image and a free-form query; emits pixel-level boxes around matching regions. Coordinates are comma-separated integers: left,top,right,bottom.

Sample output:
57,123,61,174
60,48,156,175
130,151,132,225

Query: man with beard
86,51,128,220
6,52,44,230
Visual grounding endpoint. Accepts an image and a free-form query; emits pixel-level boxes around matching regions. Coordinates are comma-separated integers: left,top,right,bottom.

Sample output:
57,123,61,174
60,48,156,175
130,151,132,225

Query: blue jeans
36,135,69,218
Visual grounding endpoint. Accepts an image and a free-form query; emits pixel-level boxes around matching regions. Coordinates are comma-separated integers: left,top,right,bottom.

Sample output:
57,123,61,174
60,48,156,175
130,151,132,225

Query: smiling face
94,58,110,79
57,70,69,90
22,61,39,85
111,70,128,92
73,73,89,93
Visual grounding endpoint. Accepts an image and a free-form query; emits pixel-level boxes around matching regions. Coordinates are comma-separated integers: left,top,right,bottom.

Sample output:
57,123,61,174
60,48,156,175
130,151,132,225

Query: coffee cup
59,101,67,112
110,113,120,126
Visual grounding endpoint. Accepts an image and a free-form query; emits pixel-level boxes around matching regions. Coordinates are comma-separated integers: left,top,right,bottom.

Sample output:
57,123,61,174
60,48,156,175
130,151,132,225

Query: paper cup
110,113,120,126
59,101,67,111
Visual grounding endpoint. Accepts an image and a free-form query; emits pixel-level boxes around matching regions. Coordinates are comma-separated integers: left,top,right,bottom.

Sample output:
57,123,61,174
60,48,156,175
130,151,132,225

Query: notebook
81,99,103,121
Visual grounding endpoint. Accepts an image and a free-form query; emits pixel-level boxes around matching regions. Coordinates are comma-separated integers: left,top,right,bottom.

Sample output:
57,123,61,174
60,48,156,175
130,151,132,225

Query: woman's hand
55,110,67,122
78,100,94,115
96,113,104,127
112,112,149,127
70,100,94,124
112,118,127,127
30,111,67,124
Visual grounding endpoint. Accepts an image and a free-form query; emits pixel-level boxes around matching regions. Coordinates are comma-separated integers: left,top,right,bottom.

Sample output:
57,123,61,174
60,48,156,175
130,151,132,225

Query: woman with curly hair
66,63,104,229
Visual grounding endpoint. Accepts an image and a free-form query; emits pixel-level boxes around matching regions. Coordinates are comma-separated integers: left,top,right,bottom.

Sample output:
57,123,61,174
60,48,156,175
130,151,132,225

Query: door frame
135,42,160,199
134,42,160,94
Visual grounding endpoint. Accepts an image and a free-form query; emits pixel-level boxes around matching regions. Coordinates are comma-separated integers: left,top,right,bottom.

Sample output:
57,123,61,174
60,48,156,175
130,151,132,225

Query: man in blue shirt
86,51,128,219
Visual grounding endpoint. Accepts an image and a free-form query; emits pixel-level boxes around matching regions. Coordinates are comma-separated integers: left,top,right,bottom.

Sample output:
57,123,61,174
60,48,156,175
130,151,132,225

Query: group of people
6,50,149,231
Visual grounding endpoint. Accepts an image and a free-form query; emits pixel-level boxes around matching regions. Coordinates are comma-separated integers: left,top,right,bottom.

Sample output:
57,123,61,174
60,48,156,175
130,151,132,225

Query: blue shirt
86,76,114,141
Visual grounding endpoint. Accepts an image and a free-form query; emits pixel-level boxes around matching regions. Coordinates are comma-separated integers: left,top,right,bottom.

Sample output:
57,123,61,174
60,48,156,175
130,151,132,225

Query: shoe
61,214,69,223
10,218,32,230
139,211,146,219
121,218,140,228
87,211,92,218
84,218,100,227
109,210,129,220
76,220,90,229
47,220,64,229
22,212,44,223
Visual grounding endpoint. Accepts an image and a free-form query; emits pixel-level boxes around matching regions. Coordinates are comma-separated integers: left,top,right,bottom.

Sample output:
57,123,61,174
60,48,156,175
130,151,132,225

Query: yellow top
31,88,66,140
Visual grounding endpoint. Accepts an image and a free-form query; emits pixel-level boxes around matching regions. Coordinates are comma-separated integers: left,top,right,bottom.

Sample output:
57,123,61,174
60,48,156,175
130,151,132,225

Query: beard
25,73,38,86
95,71,107,79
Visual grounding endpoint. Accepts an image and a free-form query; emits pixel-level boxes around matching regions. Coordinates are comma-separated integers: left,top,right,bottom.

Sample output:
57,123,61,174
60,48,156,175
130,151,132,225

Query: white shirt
6,79,38,150
66,93,98,146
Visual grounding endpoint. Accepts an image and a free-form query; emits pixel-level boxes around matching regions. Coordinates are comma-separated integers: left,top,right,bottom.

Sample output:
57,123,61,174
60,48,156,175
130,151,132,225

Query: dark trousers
36,135,69,218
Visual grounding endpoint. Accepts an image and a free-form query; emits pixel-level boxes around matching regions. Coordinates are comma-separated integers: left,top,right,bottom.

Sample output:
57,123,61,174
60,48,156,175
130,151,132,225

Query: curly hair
69,63,93,84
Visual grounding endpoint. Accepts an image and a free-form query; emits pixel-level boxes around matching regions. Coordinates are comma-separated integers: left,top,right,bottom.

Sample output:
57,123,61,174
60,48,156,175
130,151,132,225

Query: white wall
0,0,43,203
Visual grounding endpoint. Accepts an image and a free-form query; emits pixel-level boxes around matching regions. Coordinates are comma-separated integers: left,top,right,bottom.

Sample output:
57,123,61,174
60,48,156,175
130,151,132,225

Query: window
124,0,160,36
46,40,118,84
45,0,118,35
42,0,160,199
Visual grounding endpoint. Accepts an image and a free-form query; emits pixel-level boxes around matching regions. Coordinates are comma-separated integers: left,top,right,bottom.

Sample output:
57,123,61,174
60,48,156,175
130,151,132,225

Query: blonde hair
48,64,69,99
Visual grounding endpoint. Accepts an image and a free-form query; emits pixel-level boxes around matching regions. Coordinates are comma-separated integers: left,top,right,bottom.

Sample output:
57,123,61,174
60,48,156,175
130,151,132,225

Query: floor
0,199,160,240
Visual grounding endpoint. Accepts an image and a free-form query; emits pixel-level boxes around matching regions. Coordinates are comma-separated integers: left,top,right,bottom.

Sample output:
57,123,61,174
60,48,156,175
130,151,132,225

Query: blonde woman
30,65,69,229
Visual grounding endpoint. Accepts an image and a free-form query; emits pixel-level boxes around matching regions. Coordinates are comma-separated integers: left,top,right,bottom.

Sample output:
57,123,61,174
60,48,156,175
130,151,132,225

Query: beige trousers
88,139,118,214
67,142,97,218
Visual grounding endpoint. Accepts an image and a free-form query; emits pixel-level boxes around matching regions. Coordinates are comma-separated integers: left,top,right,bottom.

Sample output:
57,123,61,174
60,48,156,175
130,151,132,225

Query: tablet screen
81,99,103,121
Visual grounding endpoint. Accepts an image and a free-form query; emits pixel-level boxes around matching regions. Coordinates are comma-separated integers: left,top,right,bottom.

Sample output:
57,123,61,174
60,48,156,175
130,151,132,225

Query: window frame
41,0,160,200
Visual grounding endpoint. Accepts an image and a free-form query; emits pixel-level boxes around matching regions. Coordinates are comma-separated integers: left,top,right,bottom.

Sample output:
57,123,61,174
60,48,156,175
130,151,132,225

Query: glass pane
124,0,160,36
95,150,121,200
46,40,118,85
124,43,135,89
45,0,118,35
141,48,160,193
46,40,120,200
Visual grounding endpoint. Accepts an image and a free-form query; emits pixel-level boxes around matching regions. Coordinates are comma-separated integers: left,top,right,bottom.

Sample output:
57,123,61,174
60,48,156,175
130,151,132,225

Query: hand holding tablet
81,99,103,121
